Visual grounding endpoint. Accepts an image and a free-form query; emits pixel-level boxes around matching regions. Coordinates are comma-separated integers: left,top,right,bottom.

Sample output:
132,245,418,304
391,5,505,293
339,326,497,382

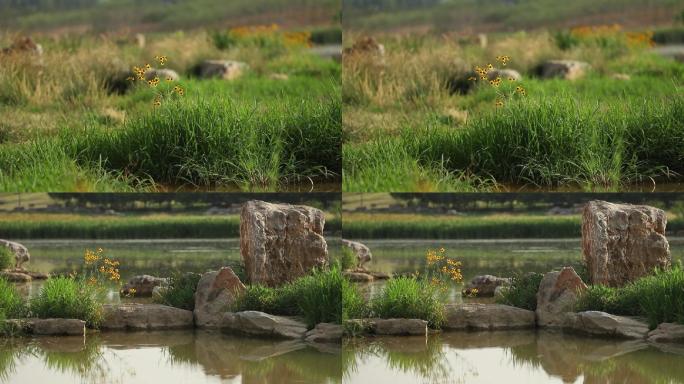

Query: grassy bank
0,213,342,239
342,30,684,192
342,212,684,239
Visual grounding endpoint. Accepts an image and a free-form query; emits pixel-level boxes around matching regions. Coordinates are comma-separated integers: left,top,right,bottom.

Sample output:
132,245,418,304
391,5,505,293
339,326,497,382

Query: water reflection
343,331,684,384
0,331,341,384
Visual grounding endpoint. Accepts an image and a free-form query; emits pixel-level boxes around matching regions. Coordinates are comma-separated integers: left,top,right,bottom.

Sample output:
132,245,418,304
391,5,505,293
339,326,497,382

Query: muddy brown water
0,330,341,384
343,330,684,384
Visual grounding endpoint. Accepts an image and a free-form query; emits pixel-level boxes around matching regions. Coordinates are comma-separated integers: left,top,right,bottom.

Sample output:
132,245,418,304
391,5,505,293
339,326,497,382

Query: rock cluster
462,275,511,297
536,267,587,327
194,267,245,328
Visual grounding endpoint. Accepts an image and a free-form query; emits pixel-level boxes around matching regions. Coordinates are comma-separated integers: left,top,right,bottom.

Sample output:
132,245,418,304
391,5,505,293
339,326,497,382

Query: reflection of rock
536,267,586,327
305,323,342,343
222,311,308,339
240,339,307,362
648,323,684,343
194,267,245,328
0,239,30,269
240,200,328,287
564,311,650,339
445,303,535,330
582,201,671,287
120,274,168,297
101,304,194,330
461,275,511,297
372,318,427,336
342,239,372,268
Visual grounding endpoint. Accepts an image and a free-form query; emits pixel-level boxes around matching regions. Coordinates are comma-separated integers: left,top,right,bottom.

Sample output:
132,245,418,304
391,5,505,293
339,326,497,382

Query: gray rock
536,267,587,327
540,60,590,80
445,303,535,330
582,201,670,287
222,311,308,339
194,267,245,328
0,239,30,269
647,323,684,343
342,271,374,282
462,275,511,297
372,318,427,336
120,275,168,297
101,304,194,330
564,311,650,339
342,239,372,268
196,60,247,80
240,200,328,287
305,323,343,343
32,319,86,336
145,68,179,82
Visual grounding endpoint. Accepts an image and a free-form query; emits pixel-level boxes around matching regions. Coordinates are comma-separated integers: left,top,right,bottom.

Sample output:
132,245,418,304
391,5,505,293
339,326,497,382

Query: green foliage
29,277,104,328
496,272,544,310
342,278,368,320
653,27,684,44
339,246,357,270
370,277,446,329
554,31,580,50
0,247,12,270
154,272,201,311
234,267,342,328
0,279,26,319
577,266,684,328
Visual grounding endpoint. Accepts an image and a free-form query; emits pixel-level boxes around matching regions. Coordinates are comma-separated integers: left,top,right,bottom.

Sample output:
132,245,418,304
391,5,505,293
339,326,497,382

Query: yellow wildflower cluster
127,54,184,107
465,288,479,298
469,55,527,107
83,248,121,284
228,24,311,48
570,24,653,48
496,55,511,66
425,247,463,293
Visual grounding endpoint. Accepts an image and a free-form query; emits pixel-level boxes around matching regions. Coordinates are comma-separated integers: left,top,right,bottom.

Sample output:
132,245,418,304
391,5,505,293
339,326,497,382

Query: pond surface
343,331,684,384
356,238,684,302
0,331,341,384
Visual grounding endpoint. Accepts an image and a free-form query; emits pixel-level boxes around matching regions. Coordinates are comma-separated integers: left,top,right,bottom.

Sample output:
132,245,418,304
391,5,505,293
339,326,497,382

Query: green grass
496,272,544,310
576,266,684,328
0,279,26,319
29,277,104,328
0,213,342,239
0,247,13,270
342,278,368,320
370,276,446,329
233,267,342,328
153,272,201,311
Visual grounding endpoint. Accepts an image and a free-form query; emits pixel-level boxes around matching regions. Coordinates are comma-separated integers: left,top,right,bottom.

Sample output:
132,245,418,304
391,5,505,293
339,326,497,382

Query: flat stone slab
343,271,374,282
445,303,536,330
372,318,427,336
564,311,650,339
305,322,342,343
648,323,684,343
101,304,194,330
222,311,308,339
2,318,85,336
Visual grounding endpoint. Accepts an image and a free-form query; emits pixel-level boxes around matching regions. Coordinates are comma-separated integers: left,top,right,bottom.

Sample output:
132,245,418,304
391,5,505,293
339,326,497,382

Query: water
343,331,684,384
0,331,341,384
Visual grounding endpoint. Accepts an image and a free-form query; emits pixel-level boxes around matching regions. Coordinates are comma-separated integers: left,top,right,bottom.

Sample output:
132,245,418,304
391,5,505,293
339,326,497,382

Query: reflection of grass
0,341,22,382
38,337,105,376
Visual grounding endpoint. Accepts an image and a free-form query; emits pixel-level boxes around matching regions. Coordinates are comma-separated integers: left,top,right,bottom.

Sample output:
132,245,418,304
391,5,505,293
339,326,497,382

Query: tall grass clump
154,272,201,311
234,267,342,328
496,272,544,310
29,277,104,328
342,278,368,321
577,266,684,328
370,277,446,329
0,247,13,270
0,279,26,319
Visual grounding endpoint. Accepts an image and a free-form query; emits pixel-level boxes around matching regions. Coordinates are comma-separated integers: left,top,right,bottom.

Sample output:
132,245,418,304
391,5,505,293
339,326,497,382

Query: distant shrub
310,27,342,45
339,246,357,270
0,247,12,270
652,27,684,44
30,277,104,328
554,31,580,50
0,278,26,318
370,277,446,329
154,272,201,311
496,272,544,311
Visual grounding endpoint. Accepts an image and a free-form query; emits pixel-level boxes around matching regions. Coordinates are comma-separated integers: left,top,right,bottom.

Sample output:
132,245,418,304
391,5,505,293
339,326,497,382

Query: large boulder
0,239,30,269
341,239,372,268
564,311,650,339
582,201,670,287
461,275,511,297
144,68,179,82
120,275,168,297
371,318,427,336
304,323,343,343
240,200,328,287
540,60,590,80
194,267,245,328
445,303,535,330
647,323,684,343
101,304,194,330
196,60,247,80
536,267,587,327
221,311,308,339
